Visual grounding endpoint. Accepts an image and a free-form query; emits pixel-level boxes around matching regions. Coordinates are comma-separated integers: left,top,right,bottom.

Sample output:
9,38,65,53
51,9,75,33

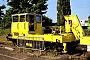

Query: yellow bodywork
11,13,90,44
13,33,75,43
26,43,32,47
80,36,90,45
9,13,90,53
11,13,75,43
64,14,90,45
64,15,85,40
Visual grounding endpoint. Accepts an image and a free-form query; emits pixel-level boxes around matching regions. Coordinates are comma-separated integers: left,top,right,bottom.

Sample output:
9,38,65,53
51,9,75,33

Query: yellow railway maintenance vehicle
7,13,90,53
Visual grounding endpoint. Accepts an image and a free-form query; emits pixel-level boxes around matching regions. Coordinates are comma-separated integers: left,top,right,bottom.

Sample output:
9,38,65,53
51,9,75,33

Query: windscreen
36,15,41,22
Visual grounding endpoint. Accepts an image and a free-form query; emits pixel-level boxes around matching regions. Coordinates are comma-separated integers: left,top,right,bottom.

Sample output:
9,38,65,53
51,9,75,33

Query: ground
0,35,90,60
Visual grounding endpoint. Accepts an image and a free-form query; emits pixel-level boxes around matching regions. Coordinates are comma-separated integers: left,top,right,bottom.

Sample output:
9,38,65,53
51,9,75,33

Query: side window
26,15,29,22
69,20,72,24
36,15,41,22
13,15,18,22
69,20,72,27
20,15,25,22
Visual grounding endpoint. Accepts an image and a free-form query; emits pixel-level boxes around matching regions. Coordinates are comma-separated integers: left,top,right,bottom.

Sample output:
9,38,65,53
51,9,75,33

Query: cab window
28,15,34,31
13,15,18,22
29,15,34,23
20,15,25,22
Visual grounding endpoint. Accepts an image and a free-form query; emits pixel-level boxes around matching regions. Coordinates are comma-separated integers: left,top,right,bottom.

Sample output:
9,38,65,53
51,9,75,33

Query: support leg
63,43,67,53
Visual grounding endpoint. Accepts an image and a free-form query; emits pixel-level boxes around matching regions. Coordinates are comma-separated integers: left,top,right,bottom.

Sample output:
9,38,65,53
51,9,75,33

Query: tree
30,0,52,27
1,0,33,27
4,0,51,27
7,0,32,13
2,9,12,27
7,0,48,15
87,15,90,30
57,0,71,26
0,5,6,27
0,5,6,20
88,15,90,23
42,15,52,27
30,0,48,15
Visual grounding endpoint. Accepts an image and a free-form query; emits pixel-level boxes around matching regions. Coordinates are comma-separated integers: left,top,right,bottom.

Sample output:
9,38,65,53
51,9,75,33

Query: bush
84,29,90,36
0,28,10,36
43,26,52,34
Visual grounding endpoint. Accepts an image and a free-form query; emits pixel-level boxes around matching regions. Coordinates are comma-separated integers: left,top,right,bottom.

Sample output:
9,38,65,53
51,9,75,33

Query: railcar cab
11,13,42,37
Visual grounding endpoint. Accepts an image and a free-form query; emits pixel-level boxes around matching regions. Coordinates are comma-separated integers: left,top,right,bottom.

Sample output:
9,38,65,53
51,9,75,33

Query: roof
11,13,41,16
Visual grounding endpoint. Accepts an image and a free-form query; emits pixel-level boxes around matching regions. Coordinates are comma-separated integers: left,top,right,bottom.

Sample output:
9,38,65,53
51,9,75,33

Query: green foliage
3,0,32,28
0,28,10,36
7,0,32,13
30,0,52,27
87,15,90,30
0,4,6,9
43,26,52,34
3,0,51,27
84,29,90,36
88,15,90,23
7,0,48,15
0,4,6,20
30,0,48,15
42,15,52,27
0,5,6,27
1,8,12,27
52,50,58,57
57,0,71,26
26,49,33,53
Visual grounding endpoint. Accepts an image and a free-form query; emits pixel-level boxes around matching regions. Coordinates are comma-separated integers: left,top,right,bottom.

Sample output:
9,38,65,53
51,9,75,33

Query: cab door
27,14,36,33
